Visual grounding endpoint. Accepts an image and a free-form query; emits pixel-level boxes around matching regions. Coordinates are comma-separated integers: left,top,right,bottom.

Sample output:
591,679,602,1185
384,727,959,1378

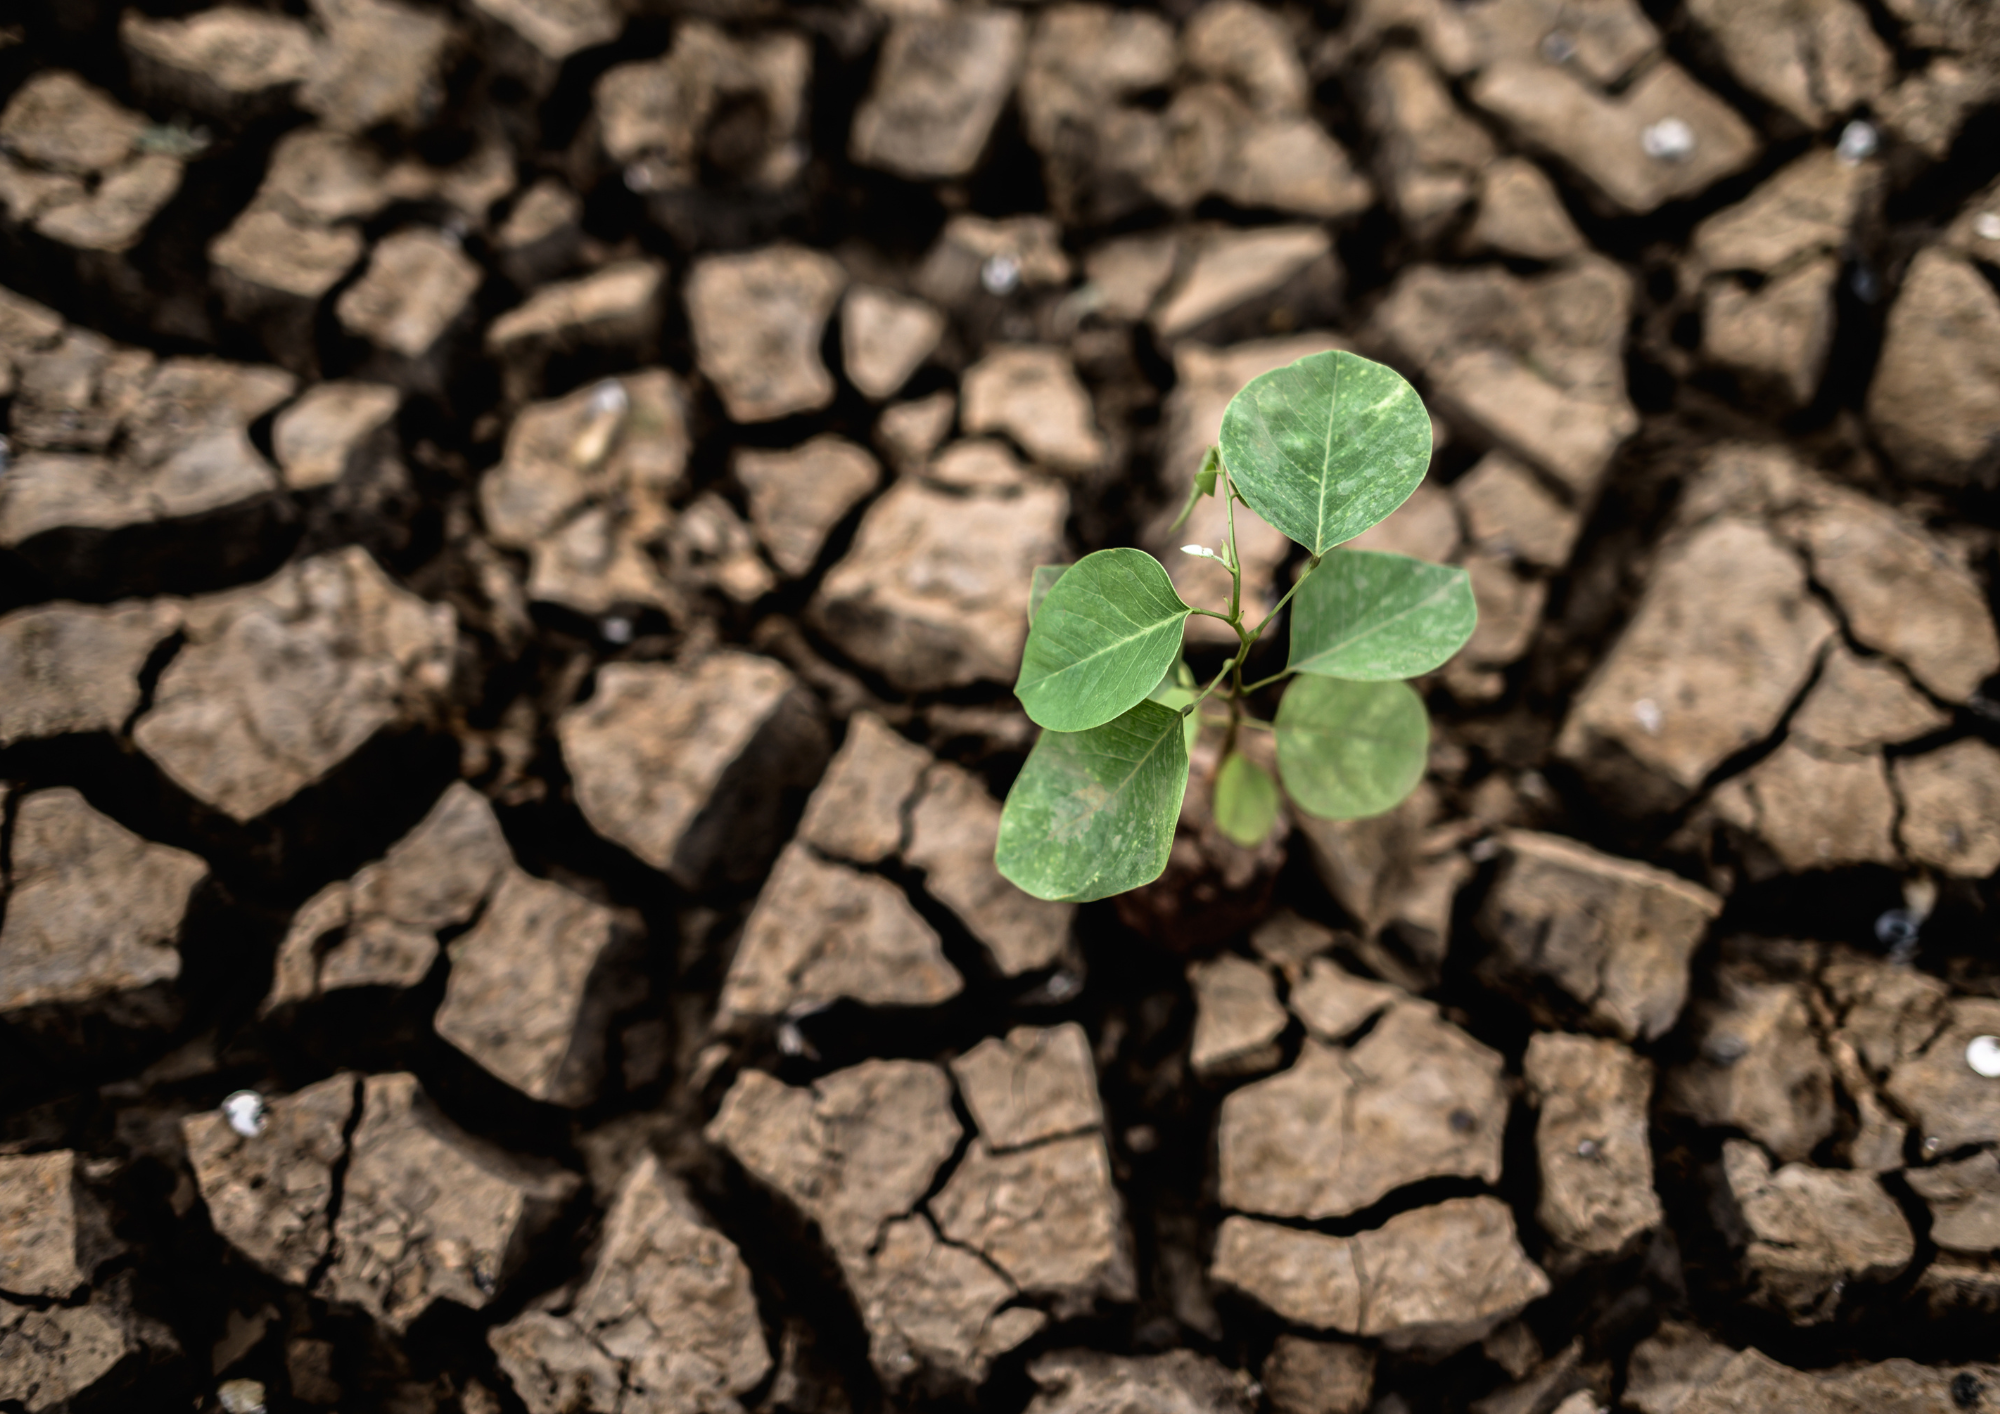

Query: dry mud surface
3,1,2000,1411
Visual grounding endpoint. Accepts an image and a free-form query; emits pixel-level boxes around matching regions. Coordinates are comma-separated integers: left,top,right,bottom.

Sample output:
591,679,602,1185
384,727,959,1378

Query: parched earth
2,0,2000,1411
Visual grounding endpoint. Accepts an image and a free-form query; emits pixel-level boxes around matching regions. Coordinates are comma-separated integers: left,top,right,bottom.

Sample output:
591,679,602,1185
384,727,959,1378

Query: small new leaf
1220,350,1431,556
1016,549,1192,733
1274,676,1428,820
1213,751,1280,846
1168,445,1222,533
995,699,1192,902
1288,550,1477,680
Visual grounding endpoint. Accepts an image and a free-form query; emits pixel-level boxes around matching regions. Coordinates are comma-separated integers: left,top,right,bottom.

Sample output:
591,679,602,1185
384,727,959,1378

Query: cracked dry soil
3,0,2000,1411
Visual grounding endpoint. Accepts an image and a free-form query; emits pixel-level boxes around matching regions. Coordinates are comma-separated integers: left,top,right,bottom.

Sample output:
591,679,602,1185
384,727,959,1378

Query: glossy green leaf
996,699,1192,902
1219,350,1431,556
1016,549,1192,732
1027,563,1071,623
1275,676,1428,821
1288,550,1477,680
1213,751,1280,846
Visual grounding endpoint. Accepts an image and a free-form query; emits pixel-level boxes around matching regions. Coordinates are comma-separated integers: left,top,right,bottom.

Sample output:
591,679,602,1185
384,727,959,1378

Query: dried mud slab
1218,1002,1506,1219
1666,974,1836,1163
0,598,182,748
1212,1197,1549,1350
0,1150,111,1299
685,245,845,423
183,1073,359,1287
270,782,509,1007
1717,1140,1914,1322
131,547,456,822
479,370,692,617
733,434,880,580
1026,1348,1254,1414
1524,1032,1661,1264
812,477,1068,691
850,9,1026,181
558,651,828,889
1188,953,1287,1080
717,839,961,1026
0,788,208,1020
488,1154,768,1413
435,866,636,1107
1478,831,1721,1041
320,1072,578,1331
1555,519,1834,812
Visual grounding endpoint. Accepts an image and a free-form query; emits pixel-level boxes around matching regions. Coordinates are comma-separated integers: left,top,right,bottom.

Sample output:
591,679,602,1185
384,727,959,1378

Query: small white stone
1974,212,2000,242
569,379,630,468
1541,30,1576,62
981,253,1021,296
1966,1034,2000,1078
1641,118,1696,162
1632,697,1663,735
1835,120,1878,165
222,1090,268,1138
218,1379,267,1414
600,616,633,645
624,159,667,194
1041,969,1082,1001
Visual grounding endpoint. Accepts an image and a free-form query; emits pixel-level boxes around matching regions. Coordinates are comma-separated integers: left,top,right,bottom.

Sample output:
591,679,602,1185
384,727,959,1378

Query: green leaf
1288,550,1477,680
1275,676,1428,821
1213,751,1280,846
996,699,1192,902
1015,549,1193,733
1027,563,1071,623
1167,446,1221,533
1219,350,1431,556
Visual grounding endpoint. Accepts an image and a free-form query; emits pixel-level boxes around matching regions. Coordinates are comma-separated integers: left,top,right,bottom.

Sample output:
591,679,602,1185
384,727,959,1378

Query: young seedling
995,350,1476,903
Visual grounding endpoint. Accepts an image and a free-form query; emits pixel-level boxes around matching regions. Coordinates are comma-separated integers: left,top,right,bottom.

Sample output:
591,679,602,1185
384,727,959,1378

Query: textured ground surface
3,1,2000,1411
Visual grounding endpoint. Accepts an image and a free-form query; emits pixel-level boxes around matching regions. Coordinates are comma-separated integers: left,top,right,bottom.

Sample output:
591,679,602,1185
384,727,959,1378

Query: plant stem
1221,466,1242,625
1239,669,1293,694
1185,656,1236,712
1249,554,1320,642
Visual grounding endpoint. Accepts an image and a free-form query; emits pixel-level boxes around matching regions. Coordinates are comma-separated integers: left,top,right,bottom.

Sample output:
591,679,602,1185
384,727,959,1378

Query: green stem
1222,467,1242,626
1248,554,1321,644
1186,606,1236,623
1185,656,1237,712
1240,669,1293,695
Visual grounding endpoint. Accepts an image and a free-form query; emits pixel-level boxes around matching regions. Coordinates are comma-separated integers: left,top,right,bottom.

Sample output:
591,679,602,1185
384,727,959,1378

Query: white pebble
600,616,633,645
1641,118,1696,162
568,379,629,468
1541,30,1576,62
1966,1034,2000,1078
222,1090,267,1138
1632,697,1663,735
1835,119,1878,165
1975,212,2000,242
981,253,1022,296
1041,969,1083,1002
218,1379,267,1414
